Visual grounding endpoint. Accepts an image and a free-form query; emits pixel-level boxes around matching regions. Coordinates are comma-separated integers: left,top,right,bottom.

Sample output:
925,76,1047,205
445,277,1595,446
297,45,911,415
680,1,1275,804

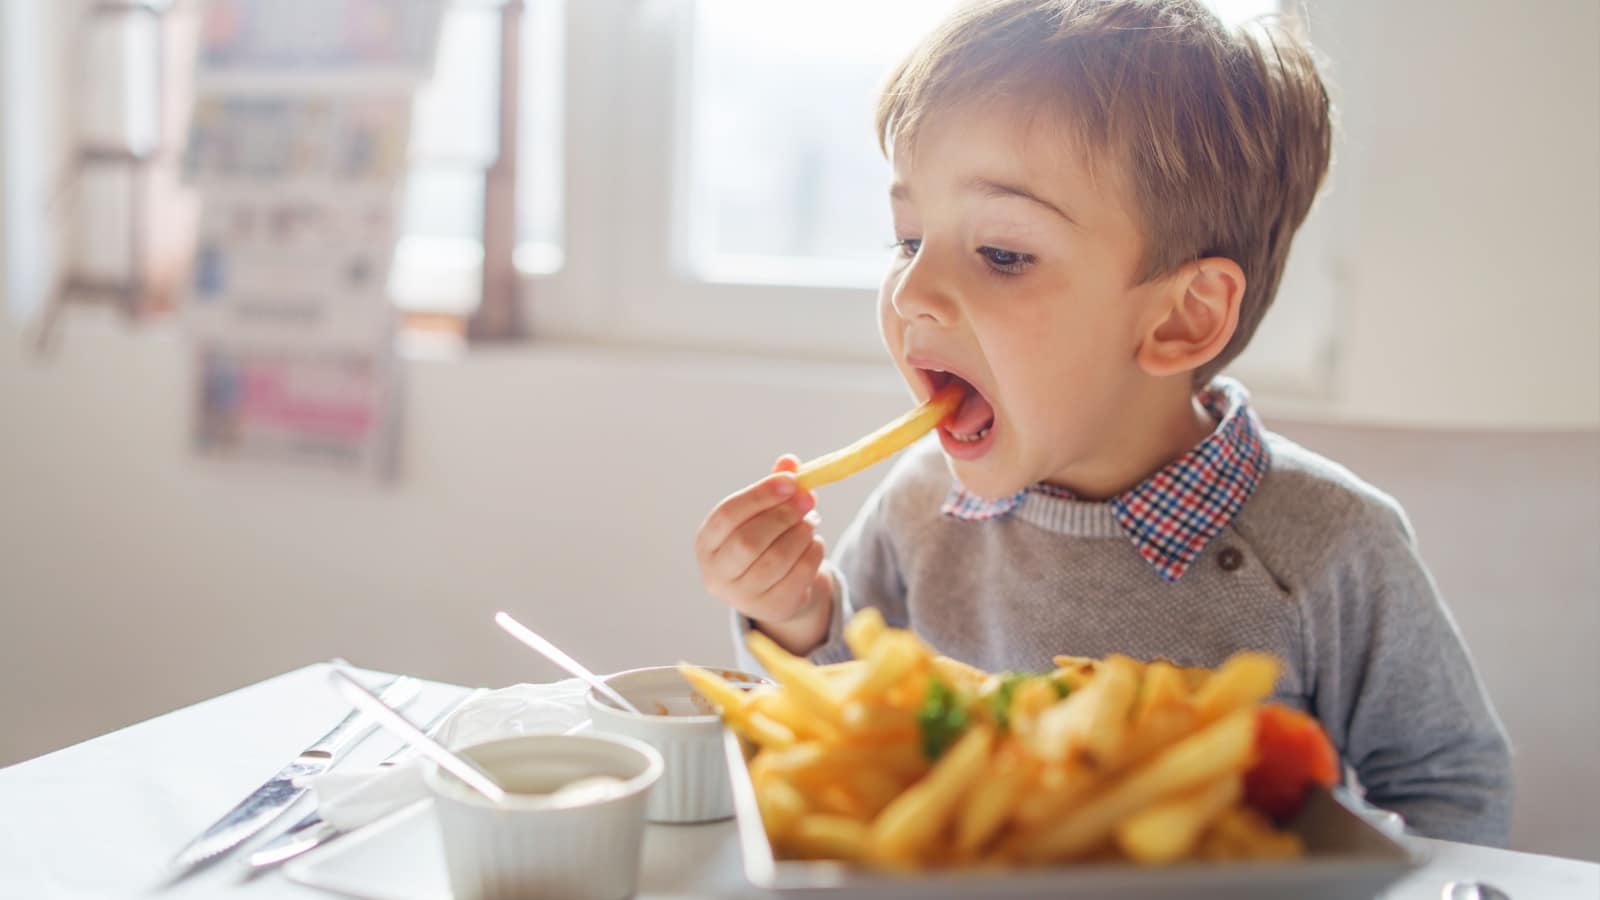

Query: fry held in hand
795,383,965,490
683,613,1334,871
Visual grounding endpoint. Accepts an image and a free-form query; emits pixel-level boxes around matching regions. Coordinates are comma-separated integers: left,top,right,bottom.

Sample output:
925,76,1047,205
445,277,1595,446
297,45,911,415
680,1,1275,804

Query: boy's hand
695,455,834,655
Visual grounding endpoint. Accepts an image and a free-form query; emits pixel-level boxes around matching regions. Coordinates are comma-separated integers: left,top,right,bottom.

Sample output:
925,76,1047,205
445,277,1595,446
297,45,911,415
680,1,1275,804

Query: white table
2,665,1594,899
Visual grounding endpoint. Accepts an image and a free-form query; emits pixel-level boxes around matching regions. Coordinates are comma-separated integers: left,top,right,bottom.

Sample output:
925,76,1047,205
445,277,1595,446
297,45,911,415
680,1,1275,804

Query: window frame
521,0,886,360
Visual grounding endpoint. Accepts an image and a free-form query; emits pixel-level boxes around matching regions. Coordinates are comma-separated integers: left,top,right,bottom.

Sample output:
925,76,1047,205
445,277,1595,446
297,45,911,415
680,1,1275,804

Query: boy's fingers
741,518,816,596
697,472,801,556
772,455,815,507
710,497,811,582
755,536,827,622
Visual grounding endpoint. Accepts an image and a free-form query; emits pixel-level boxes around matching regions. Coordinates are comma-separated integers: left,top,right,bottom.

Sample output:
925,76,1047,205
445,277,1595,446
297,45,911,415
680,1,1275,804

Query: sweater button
1217,546,1244,572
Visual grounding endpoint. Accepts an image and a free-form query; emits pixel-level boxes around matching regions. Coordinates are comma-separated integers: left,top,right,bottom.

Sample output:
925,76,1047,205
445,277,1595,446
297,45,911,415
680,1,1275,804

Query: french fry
795,383,965,491
750,742,825,792
786,814,873,862
1196,807,1306,860
820,660,870,699
1115,702,1200,776
870,726,994,864
758,739,929,788
849,631,926,704
744,711,798,748
1006,677,1064,741
1029,655,1139,767
883,669,931,710
955,742,1035,854
931,655,989,694
746,632,846,727
1134,660,1190,727
844,766,908,820
677,662,753,717
1194,652,1280,723
817,783,866,819
844,607,887,659
1009,758,1099,829
1019,708,1257,862
1051,655,1101,690
757,776,809,840
680,662,797,747
750,689,842,743
1116,774,1243,864
841,702,919,742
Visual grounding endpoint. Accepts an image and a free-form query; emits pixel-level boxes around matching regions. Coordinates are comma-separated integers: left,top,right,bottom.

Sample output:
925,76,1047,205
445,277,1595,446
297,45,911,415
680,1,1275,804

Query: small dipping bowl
424,733,663,900
586,666,766,824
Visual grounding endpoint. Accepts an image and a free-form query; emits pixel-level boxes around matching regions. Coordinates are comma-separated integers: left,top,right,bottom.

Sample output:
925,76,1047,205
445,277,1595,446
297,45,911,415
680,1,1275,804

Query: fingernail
804,511,821,527
772,478,795,498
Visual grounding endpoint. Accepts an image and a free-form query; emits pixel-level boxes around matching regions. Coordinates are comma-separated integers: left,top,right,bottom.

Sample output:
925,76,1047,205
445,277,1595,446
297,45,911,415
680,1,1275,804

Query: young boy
693,0,1511,846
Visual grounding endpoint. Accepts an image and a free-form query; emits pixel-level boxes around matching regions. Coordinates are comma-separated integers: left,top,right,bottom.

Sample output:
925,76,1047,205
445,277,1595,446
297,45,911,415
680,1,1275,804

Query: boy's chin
941,458,1030,500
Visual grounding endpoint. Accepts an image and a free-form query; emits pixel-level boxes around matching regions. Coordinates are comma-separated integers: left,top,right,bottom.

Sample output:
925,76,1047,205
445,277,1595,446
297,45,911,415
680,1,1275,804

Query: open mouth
920,368,996,448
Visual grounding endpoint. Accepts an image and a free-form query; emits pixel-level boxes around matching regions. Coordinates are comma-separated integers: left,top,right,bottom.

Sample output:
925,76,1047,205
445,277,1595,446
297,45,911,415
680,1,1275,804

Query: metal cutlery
168,672,421,875
246,687,484,870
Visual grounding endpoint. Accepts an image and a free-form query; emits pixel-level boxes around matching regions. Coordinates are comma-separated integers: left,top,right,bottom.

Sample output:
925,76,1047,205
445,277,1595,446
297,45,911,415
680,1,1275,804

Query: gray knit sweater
745,432,1512,846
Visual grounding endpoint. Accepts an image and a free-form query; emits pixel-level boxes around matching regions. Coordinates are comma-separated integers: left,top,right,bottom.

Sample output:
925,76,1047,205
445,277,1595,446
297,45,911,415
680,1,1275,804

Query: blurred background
1,0,1595,861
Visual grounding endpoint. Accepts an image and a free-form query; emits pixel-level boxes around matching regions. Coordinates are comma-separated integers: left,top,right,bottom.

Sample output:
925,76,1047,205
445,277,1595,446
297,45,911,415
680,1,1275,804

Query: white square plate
724,730,1424,899
283,802,449,900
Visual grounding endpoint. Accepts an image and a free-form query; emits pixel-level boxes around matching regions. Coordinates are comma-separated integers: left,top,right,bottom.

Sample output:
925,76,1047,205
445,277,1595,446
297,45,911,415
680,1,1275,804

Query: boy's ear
1136,258,1246,378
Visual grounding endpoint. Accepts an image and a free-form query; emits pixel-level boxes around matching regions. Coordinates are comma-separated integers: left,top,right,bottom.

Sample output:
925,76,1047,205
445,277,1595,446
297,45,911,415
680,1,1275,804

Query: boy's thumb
771,454,801,474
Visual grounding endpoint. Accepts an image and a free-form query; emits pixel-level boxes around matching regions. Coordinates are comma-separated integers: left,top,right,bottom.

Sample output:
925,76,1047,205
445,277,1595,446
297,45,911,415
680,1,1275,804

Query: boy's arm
731,481,909,668
1308,504,1513,846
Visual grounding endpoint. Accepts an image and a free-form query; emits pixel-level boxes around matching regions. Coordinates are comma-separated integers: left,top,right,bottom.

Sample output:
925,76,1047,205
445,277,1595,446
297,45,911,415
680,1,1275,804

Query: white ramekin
585,665,765,824
424,733,663,900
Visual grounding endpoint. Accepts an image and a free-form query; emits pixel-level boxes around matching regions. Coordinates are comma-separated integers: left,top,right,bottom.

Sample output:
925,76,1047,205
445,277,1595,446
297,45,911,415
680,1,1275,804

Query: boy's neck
1044,380,1217,502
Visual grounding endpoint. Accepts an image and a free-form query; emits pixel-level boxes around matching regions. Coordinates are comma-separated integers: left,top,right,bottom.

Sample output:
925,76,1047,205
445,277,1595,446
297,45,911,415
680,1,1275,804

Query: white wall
1290,0,1600,429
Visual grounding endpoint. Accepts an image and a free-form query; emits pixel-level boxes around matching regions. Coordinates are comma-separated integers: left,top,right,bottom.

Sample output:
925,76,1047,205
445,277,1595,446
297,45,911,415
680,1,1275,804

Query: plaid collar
940,377,1270,582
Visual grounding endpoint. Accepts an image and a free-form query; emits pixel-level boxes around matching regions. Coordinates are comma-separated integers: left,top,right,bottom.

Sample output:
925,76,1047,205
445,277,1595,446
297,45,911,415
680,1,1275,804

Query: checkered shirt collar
940,377,1271,582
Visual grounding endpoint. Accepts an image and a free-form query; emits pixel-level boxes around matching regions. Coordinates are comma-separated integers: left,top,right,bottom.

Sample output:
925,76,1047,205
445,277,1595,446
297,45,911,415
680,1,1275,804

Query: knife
245,688,484,870
169,673,421,875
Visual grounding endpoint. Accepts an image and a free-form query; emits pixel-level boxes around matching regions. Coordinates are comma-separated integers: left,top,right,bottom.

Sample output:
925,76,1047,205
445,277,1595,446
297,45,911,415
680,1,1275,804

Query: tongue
945,384,995,435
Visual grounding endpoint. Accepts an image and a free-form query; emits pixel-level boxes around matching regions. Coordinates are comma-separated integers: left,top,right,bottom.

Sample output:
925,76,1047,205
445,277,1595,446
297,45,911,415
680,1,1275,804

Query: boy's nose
890,253,956,326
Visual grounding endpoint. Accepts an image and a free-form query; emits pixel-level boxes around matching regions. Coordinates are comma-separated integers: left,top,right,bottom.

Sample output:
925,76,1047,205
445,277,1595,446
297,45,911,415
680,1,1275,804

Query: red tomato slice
1245,704,1339,820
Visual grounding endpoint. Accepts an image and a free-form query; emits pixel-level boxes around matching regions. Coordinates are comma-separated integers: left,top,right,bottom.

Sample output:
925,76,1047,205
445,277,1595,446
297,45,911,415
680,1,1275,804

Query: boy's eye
978,246,1033,275
892,238,922,259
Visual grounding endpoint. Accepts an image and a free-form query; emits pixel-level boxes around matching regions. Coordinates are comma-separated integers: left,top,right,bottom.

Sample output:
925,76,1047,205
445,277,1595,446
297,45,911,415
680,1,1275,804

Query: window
392,0,563,314
684,1,961,288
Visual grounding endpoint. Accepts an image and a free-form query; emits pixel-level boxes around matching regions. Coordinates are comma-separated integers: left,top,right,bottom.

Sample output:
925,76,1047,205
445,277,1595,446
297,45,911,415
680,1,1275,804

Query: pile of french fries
680,609,1308,870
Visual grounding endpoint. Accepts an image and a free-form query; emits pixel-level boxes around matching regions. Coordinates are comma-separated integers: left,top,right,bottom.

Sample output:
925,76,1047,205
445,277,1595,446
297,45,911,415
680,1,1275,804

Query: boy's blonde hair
877,0,1332,382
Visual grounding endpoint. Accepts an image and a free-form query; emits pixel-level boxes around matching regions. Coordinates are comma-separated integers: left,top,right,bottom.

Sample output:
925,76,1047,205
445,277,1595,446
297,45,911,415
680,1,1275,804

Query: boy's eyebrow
888,179,1079,226
963,177,1078,225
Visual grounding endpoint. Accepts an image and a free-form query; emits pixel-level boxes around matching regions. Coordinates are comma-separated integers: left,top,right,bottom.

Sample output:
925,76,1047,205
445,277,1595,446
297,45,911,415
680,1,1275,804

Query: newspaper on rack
183,0,446,481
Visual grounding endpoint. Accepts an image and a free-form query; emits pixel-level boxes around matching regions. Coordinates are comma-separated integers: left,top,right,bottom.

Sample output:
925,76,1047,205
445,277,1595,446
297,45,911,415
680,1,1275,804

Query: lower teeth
950,426,990,443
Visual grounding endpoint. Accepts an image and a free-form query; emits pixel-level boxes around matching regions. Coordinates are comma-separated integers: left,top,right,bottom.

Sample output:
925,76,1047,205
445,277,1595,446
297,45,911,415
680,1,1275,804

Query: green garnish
985,673,1031,731
916,677,969,760
984,672,1072,732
